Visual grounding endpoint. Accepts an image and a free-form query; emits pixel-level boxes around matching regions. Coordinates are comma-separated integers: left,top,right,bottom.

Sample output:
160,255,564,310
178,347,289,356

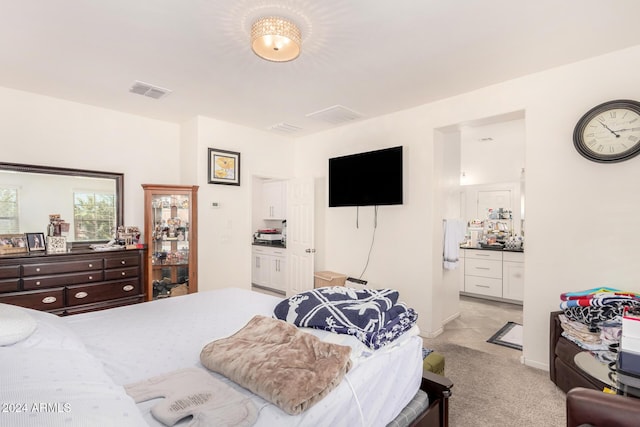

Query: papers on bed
125,367,258,427
273,286,418,350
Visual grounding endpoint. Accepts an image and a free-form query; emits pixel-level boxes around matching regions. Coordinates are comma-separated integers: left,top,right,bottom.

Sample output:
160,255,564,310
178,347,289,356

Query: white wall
294,114,439,334
294,44,640,369
185,116,295,292
0,86,180,232
460,118,526,186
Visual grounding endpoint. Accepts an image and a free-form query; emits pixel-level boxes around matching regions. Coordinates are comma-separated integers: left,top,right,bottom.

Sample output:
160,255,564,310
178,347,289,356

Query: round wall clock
573,99,640,163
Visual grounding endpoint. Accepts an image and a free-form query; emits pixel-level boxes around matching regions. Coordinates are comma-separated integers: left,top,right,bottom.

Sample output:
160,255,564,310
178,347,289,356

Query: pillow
14,306,87,351
0,303,37,346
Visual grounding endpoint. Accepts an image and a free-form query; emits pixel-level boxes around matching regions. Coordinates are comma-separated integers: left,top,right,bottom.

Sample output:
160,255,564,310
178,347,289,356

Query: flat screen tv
329,146,403,207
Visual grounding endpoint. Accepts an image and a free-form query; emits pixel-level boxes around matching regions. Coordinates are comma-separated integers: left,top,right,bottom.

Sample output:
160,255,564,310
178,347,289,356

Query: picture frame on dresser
25,232,46,252
0,234,28,255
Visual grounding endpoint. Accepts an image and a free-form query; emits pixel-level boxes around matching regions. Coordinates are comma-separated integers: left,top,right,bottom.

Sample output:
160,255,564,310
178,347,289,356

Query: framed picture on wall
26,232,46,252
208,148,241,186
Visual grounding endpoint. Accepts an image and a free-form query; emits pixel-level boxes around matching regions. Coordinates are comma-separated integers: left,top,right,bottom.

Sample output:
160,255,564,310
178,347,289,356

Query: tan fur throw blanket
200,315,352,415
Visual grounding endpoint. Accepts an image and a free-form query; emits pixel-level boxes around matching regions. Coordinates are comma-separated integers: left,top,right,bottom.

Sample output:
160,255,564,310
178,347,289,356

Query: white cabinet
251,246,287,292
503,251,524,301
262,181,286,220
464,249,503,298
252,249,270,287
462,248,524,302
459,249,465,292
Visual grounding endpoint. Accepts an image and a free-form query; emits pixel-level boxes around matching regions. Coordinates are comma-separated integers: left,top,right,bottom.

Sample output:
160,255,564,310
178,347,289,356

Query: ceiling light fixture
251,16,301,62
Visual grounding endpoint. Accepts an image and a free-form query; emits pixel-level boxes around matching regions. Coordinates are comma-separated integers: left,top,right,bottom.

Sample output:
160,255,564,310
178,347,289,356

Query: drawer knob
121,272,126,276
88,276,93,280
42,296,57,304
121,260,126,265
123,285,134,292
88,263,93,268
74,291,88,299
36,267,41,272
36,281,41,285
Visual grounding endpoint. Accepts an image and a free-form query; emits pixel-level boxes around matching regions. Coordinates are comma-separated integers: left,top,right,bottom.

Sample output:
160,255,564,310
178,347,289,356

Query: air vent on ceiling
268,122,303,134
306,105,363,124
129,81,172,100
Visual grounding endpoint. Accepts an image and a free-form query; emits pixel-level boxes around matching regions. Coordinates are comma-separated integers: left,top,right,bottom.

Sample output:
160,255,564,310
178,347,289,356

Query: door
287,177,315,295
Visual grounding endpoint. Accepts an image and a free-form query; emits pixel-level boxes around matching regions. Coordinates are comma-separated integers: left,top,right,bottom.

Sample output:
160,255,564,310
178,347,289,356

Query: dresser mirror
0,162,123,244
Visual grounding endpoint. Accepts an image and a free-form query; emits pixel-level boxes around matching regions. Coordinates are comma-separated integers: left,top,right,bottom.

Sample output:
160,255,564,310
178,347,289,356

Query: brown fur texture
200,315,352,415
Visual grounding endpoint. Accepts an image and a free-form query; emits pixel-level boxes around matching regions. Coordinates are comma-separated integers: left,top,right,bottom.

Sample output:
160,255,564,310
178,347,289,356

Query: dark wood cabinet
0,248,146,315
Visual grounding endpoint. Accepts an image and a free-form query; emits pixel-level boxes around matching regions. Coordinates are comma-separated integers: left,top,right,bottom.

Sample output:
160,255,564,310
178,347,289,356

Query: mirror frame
0,162,124,244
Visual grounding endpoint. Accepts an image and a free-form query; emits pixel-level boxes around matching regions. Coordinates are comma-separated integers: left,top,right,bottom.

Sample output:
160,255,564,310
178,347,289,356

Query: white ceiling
2,0,640,137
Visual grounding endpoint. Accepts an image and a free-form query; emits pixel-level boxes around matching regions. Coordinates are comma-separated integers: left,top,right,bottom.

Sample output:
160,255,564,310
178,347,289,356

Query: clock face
573,100,640,163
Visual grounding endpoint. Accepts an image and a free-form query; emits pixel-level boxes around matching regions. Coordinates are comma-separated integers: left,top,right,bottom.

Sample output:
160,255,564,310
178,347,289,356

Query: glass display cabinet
142,184,198,300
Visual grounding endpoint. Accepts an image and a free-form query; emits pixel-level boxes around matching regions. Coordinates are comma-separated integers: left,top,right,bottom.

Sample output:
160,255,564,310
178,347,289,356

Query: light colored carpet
436,343,566,426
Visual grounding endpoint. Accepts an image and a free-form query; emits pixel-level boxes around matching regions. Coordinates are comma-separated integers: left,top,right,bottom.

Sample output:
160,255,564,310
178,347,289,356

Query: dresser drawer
464,276,502,298
104,255,140,269
23,259,103,276
66,280,140,306
0,265,20,279
0,288,65,311
104,266,139,281
465,258,502,279
23,271,104,290
0,278,20,293
464,249,502,261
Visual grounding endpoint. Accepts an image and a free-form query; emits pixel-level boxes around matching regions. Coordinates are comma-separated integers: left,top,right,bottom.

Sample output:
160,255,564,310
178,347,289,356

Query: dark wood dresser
0,248,146,315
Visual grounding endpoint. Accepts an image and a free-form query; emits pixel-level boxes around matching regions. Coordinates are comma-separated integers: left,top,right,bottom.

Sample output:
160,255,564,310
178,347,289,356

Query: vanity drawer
23,271,104,290
66,280,140,306
104,266,139,281
0,279,20,293
23,259,103,276
464,249,502,261
0,265,20,279
465,258,502,279
104,255,140,269
0,288,65,311
464,276,502,298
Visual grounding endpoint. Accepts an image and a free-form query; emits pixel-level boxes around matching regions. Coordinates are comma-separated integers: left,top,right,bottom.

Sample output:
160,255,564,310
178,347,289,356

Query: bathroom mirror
0,162,123,243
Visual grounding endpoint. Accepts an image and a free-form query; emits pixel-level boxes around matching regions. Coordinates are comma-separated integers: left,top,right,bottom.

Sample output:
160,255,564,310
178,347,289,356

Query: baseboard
522,356,549,371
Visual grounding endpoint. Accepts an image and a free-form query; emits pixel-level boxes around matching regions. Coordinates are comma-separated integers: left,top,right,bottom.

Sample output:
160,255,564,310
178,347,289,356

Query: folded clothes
274,287,417,350
561,287,640,302
560,287,640,326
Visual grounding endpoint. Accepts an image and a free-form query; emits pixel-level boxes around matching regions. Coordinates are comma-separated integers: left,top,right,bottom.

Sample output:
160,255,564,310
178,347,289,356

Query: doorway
435,111,526,345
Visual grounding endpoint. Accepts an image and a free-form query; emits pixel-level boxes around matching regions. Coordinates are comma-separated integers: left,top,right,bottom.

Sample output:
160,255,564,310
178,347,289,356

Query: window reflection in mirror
0,163,123,243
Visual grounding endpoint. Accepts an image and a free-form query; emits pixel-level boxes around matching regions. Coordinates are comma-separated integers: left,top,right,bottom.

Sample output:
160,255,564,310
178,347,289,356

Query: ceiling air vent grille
268,122,303,134
129,81,172,100
306,105,363,124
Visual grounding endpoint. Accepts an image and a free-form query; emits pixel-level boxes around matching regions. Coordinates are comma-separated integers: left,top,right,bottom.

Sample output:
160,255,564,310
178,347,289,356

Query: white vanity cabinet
251,246,287,293
462,248,524,303
502,251,524,301
262,181,286,220
464,249,503,298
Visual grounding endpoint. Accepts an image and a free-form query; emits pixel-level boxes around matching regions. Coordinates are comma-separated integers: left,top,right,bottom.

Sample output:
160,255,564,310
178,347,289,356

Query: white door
287,177,315,295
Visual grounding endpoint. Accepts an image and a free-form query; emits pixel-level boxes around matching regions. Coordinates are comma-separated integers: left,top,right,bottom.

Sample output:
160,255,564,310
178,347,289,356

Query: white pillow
0,303,37,346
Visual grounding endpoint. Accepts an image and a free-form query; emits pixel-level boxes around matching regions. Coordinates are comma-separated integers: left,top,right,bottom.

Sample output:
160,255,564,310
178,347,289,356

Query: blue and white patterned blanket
273,287,418,350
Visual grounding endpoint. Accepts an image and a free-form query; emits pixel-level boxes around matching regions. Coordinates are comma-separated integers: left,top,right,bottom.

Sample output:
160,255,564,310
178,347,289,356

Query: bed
0,288,451,427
